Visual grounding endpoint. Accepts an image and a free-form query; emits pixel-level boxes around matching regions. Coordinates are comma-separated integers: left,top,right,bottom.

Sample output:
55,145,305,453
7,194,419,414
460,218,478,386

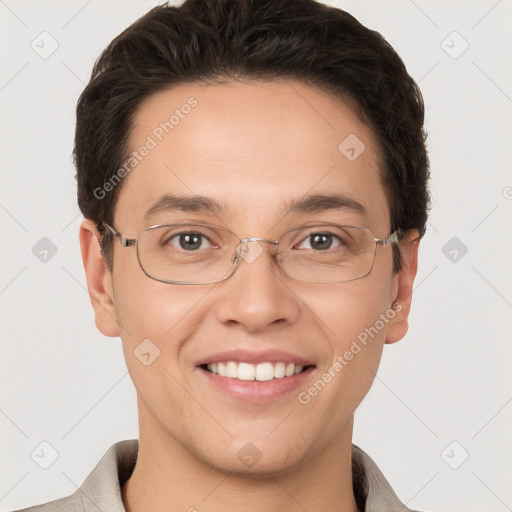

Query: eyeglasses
103,222,403,285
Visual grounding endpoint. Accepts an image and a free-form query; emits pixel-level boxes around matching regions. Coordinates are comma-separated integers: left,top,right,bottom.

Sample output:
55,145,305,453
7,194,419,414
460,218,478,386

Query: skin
80,78,420,512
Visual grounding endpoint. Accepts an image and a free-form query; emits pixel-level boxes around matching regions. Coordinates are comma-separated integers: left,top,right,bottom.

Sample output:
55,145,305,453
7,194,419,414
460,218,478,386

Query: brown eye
162,231,212,251
296,232,344,251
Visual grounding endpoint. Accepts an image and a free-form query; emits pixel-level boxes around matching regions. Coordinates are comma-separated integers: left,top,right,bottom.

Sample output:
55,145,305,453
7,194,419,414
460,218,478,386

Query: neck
122,406,360,512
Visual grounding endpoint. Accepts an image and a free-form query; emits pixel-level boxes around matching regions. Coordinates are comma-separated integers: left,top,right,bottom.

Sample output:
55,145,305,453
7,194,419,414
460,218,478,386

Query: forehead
115,78,390,234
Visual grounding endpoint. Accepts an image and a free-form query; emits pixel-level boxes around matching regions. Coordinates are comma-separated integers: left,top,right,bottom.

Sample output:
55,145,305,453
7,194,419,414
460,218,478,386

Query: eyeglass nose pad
231,241,245,266
231,247,241,265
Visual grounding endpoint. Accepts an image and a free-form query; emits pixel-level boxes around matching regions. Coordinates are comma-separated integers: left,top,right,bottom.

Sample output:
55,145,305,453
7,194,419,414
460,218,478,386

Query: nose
233,237,278,265
215,238,300,333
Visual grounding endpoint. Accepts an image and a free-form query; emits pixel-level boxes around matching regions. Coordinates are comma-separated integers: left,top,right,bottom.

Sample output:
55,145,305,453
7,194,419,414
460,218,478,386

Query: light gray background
1,1,511,511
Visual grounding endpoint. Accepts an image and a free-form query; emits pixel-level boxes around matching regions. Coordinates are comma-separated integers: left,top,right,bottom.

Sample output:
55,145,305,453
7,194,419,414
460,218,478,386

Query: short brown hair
74,0,430,272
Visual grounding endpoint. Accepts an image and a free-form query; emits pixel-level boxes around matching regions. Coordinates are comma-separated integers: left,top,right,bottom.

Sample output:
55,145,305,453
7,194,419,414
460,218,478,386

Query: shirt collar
68,439,414,512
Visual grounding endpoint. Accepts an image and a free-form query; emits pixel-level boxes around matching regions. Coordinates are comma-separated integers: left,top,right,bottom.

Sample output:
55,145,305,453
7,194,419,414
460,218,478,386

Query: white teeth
256,362,274,381
226,361,238,378
238,362,255,381
285,363,295,377
205,361,307,381
274,362,286,378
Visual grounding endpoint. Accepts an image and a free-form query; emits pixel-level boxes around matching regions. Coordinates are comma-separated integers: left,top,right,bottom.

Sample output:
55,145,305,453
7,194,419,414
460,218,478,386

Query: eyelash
164,231,345,251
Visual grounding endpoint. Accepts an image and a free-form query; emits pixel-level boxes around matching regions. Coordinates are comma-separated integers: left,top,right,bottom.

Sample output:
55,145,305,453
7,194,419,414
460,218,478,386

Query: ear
79,219,120,337
385,229,421,345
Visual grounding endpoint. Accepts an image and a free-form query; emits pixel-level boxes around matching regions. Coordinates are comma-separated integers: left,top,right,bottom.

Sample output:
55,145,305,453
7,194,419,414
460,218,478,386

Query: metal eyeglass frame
102,222,404,285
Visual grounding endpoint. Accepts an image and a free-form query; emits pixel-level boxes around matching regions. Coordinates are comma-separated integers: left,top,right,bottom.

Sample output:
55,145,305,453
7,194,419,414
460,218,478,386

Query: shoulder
14,495,80,512
11,439,139,512
352,444,427,512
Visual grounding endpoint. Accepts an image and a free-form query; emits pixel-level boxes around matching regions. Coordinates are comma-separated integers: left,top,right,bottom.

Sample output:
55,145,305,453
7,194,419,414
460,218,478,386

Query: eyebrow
144,193,367,220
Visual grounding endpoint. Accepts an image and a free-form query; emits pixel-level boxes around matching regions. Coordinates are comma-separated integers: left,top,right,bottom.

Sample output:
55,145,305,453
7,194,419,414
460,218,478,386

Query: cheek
112,250,178,334
110,265,193,416
109,265,217,445
292,285,392,446
317,267,395,347
110,254,181,367
111,254,212,371
331,297,387,382
312,275,394,396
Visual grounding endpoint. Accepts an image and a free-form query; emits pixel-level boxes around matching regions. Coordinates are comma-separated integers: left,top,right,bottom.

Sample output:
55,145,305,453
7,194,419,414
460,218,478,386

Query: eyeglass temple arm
377,228,405,246
103,223,138,248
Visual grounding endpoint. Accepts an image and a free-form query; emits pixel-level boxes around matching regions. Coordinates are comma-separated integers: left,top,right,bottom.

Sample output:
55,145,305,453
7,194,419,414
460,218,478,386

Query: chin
194,435,312,477
209,453,303,477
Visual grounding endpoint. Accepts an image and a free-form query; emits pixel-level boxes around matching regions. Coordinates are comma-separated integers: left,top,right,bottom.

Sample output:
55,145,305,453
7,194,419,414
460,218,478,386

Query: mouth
195,349,316,402
200,361,313,381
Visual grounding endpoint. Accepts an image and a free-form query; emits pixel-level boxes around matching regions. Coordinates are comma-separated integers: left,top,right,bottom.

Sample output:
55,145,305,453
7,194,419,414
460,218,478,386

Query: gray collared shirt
16,439,421,511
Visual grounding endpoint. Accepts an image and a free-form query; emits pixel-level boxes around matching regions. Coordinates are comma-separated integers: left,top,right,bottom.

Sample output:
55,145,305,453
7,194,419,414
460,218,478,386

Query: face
82,78,419,475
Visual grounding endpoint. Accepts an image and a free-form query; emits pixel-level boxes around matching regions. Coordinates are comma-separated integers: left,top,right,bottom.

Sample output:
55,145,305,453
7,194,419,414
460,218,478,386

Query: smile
204,361,308,381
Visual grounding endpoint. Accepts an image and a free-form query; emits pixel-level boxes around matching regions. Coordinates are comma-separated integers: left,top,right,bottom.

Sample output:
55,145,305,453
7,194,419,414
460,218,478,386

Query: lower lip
197,366,315,403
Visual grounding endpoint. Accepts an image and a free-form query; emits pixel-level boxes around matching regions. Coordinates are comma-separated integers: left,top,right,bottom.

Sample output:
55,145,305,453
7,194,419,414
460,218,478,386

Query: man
19,0,430,510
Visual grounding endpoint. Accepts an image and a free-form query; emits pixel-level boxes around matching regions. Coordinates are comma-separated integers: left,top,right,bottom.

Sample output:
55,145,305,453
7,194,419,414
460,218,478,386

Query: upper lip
195,349,315,367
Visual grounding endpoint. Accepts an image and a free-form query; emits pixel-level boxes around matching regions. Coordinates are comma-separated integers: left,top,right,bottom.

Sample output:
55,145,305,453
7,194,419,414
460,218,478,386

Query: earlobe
385,229,421,345
79,219,120,337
